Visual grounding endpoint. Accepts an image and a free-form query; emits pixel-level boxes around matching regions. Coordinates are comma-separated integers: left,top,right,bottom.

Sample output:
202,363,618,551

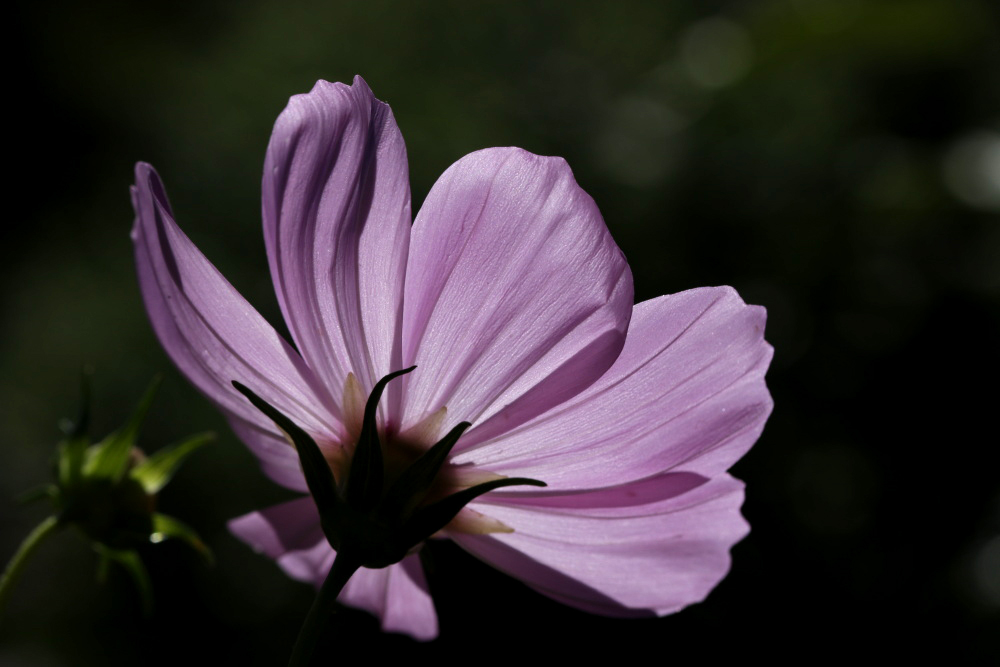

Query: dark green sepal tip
397,476,546,550
57,370,95,491
381,420,471,521
346,366,416,512
232,381,343,548
59,367,93,439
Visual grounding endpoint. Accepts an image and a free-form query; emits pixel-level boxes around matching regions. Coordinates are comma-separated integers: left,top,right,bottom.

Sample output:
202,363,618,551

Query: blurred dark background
3,0,998,663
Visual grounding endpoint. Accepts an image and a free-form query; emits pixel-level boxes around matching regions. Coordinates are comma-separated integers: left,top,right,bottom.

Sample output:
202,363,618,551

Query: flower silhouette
132,76,772,640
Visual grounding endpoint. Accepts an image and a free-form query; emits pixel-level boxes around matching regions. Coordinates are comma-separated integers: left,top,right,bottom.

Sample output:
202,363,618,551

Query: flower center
334,372,514,536
233,368,544,569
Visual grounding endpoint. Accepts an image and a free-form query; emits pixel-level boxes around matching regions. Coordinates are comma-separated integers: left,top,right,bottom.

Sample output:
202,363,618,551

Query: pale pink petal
456,474,748,616
131,163,339,451
340,555,438,640
227,418,307,493
400,148,633,444
454,286,772,490
487,470,710,511
229,500,437,639
263,76,411,419
228,497,326,583
231,506,331,592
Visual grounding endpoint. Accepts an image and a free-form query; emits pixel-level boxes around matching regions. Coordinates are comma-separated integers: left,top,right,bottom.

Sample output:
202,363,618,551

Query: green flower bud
1,375,213,616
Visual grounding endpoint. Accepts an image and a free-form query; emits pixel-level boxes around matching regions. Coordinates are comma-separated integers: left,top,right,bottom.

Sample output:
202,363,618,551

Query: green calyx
234,367,545,569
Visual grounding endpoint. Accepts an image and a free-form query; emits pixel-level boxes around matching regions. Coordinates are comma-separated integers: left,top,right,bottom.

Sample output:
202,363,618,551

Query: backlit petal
263,76,410,420
228,497,323,576
227,418,307,493
456,474,748,616
401,148,633,445
230,500,437,640
340,555,438,640
131,163,339,450
455,286,772,490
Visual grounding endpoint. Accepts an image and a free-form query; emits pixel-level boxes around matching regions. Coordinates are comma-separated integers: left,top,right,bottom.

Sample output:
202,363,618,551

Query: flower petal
229,500,437,640
131,163,339,469
455,286,772,490
340,555,438,640
455,474,748,616
227,418,307,493
401,148,633,445
263,76,411,419
228,497,323,578
486,470,710,511
231,502,337,590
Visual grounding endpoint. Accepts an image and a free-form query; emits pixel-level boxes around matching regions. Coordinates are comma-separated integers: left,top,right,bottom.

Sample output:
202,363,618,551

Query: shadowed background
3,0,998,663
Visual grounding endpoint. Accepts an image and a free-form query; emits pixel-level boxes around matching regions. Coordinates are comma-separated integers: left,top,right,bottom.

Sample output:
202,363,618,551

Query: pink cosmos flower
131,76,772,640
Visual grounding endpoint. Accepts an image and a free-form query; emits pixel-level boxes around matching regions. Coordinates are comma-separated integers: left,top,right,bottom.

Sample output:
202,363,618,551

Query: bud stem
287,552,361,667
0,515,61,618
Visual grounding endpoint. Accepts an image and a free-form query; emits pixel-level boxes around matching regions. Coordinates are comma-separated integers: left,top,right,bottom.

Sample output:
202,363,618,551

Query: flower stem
288,552,360,667
0,515,61,617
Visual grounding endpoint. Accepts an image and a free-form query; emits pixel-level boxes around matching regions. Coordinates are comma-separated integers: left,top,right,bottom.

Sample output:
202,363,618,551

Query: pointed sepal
57,371,93,490
97,546,153,616
381,420,471,520
399,477,546,548
83,376,161,481
151,513,214,565
345,366,415,512
131,432,214,494
18,484,58,505
232,381,343,545
59,368,93,440
57,436,88,491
